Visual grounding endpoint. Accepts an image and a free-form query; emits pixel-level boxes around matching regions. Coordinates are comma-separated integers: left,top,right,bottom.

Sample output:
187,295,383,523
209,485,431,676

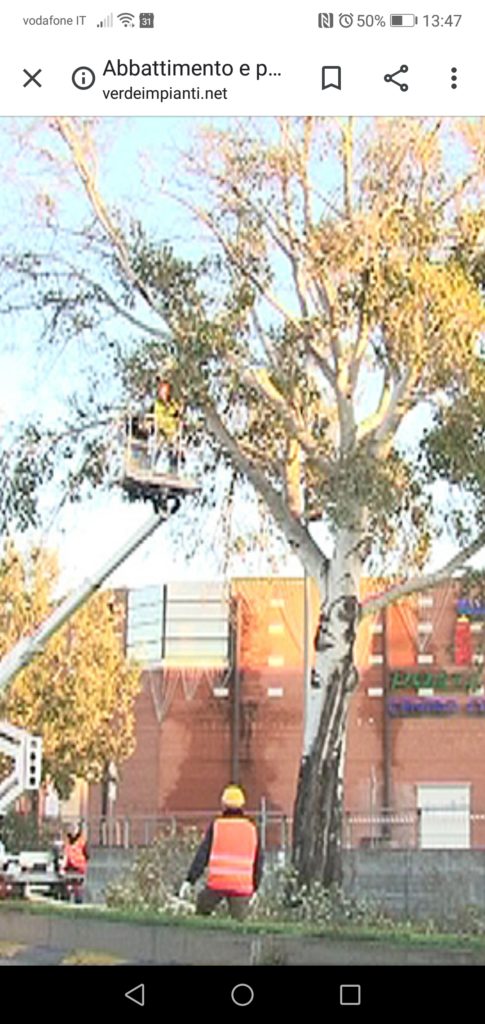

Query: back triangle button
125,984,145,1007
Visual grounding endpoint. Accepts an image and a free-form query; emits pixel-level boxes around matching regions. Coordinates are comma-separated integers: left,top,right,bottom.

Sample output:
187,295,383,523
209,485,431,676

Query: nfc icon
318,12,334,28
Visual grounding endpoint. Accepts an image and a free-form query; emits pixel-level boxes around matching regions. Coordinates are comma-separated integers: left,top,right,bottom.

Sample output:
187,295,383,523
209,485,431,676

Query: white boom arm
0,502,178,814
0,723,42,815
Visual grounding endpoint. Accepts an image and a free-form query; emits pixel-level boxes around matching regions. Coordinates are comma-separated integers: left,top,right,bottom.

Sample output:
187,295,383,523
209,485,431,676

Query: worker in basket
179,785,263,920
62,822,89,904
153,376,182,474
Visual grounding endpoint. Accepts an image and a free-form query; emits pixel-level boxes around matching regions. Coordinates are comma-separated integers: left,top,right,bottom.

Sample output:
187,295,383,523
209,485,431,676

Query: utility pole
230,597,241,784
382,604,392,841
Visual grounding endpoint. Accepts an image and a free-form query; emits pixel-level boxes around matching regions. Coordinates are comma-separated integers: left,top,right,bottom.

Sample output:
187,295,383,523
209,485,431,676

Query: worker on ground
62,822,89,904
179,785,263,920
153,377,181,473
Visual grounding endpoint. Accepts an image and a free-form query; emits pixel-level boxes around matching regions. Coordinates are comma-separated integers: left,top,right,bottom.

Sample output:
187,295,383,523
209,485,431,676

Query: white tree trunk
294,527,361,887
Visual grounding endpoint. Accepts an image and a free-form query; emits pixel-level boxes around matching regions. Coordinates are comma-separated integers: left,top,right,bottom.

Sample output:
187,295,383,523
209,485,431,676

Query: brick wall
90,577,485,845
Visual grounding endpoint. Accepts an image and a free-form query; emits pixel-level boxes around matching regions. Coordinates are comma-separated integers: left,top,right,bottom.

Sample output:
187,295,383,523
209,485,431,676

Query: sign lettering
390,670,483,693
387,697,485,717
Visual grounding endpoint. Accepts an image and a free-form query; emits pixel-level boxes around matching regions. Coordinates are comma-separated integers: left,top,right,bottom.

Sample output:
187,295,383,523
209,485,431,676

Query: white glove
178,881,192,900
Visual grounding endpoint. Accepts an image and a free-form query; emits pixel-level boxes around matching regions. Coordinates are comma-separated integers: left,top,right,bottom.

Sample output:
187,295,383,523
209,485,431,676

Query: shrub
105,826,202,912
0,809,58,853
107,839,388,927
250,864,389,927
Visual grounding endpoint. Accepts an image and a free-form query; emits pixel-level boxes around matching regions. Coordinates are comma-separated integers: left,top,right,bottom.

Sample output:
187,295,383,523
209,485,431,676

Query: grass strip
2,900,485,951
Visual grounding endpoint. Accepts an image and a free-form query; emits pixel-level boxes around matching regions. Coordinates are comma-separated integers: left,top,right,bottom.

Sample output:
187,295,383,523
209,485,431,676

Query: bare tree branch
362,530,485,616
52,118,161,314
356,369,393,442
204,403,327,576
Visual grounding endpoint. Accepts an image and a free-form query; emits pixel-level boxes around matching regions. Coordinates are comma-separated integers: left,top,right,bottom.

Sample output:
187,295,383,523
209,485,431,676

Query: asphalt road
0,942,157,965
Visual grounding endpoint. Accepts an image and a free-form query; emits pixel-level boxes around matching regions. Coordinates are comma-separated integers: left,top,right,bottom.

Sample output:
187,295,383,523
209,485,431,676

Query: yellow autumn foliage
0,542,140,797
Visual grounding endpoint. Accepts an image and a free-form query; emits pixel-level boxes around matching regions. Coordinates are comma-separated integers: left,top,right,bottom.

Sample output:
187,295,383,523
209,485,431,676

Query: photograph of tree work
0,117,484,965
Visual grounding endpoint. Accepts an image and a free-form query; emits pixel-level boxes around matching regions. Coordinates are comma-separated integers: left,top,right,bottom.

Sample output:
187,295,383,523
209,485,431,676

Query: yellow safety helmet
221,784,246,809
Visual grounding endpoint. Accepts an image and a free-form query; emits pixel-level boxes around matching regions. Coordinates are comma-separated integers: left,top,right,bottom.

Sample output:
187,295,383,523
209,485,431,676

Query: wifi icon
117,12,135,26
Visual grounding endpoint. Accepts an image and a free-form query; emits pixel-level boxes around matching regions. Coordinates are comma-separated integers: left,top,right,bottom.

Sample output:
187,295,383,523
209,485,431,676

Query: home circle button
231,984,255,1006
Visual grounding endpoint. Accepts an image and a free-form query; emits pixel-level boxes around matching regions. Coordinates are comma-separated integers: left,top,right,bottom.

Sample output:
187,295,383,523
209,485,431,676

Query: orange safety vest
207,817,258,896
64,836,88,874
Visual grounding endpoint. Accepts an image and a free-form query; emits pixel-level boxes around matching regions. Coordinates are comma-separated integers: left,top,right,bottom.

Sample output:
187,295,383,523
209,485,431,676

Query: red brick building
89,577,485,848
347,580,485,848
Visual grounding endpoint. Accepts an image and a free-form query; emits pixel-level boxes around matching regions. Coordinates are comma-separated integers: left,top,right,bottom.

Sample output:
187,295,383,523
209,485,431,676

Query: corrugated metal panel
165,620,229,639
164,581,230,663
166,603,229,621
167,581,229,601
164,637,229,659
128,586,163,609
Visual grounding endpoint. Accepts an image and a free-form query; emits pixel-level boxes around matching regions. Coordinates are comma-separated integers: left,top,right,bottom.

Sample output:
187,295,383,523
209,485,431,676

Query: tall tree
2,117,485,883
0,543,140,797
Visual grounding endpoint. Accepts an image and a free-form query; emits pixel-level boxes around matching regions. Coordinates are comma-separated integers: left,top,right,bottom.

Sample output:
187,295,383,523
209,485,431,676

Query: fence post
280,815,289,864
260,796,267,855
343,812,349,849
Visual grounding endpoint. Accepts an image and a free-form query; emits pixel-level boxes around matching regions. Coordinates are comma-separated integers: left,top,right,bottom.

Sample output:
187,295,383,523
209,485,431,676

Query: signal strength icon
117,12,135,26
97,13,114,27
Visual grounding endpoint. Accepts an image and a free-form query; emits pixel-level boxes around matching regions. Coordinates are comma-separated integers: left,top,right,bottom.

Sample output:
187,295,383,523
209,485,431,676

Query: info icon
139,12,154,27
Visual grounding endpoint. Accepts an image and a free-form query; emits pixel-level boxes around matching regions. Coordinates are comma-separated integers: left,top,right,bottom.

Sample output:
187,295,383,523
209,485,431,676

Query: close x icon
23,68,42,87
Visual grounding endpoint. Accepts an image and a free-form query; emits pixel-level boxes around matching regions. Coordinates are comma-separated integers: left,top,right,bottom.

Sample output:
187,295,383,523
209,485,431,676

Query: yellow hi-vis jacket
154,398,179,439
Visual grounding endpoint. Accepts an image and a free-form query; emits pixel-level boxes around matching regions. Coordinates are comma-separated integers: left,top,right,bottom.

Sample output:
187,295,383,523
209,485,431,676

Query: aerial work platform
121,463,199,512
121,411,199,512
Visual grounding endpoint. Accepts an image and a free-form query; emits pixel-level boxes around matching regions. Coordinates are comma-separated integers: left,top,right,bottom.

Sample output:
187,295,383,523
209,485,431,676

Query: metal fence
82,807,292,856
64,806,485,853
343,811,420,849
343,809,485,849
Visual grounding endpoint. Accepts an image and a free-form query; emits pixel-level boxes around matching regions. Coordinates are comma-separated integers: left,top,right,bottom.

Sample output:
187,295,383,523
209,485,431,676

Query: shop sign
390,670,483,693
388,697,485,717
456,599,485,618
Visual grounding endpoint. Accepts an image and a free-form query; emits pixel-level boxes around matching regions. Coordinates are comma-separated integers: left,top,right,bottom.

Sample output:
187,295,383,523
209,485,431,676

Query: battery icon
390,14,417,26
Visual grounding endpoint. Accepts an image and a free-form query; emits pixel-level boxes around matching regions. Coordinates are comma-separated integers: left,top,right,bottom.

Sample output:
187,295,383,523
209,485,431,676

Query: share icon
384,64,409,90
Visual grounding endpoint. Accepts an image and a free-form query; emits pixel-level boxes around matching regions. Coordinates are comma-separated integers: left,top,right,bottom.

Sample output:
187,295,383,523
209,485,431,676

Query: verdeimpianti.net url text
103,86,228,102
